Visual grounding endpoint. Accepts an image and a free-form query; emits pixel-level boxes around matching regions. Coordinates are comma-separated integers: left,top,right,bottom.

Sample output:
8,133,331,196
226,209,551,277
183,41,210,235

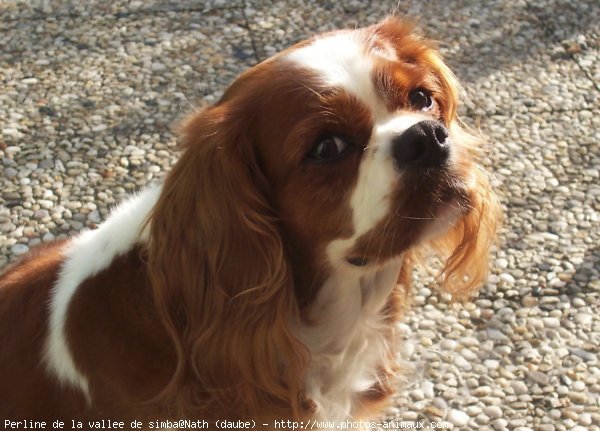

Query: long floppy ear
432,154,501,299
146,103,308,417
417,50,502,299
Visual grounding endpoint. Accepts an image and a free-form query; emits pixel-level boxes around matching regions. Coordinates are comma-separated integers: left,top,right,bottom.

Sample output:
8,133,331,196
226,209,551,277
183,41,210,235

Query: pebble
521,296,537,307
5,167,18,178
569,348,597,362
455,354,472,370
483,406,503,419
572,380,586,391
493,418,508,431
568,391,588,404
432,397,448,410
11,244,29,255
528,370,550,386
447,409,470,426
459,337,479,347
484,359,500,370
421,381,434,398
542,317,560,328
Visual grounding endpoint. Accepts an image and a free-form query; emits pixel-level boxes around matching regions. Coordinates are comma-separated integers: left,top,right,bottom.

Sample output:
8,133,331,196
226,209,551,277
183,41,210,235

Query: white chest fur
300,258,403,421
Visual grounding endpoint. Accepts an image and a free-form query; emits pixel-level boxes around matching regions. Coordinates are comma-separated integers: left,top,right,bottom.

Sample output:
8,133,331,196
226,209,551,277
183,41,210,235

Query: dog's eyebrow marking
44,185,161,402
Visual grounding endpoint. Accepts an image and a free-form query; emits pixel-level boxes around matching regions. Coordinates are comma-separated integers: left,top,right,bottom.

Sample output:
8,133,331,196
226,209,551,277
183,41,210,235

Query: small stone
432,397,447,410
496,258,508,269
70,221,84,231
1,223,16,233
521,295,538,307
579,413,592,426
87,210,101,223
4,146,20,158
569,348,597,362
459,336,479,347
493,418,508,431
511,380,528,395
473,386,492,397
542,317,560,328
2,128,20,138
411,389,424,401
574,313,592,327
424,405,444,417
484,359,500,370
455,354,472,370
421,381,434,398
563,408,579,421
34,209,49,219
486,328,508,340
440,339,457,350
37,199,54,209
5,167,18,178
528,370,550,385
11,244,29,256
568,391,588,404
447,409,469,426
484,406,503,419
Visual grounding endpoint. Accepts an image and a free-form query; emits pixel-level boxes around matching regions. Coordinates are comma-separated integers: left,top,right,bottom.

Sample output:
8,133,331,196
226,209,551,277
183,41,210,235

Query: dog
0,17,500,425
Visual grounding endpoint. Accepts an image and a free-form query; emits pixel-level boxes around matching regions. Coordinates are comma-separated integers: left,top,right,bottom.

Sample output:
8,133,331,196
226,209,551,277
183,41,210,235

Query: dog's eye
306,136,350,162
409,88,434,111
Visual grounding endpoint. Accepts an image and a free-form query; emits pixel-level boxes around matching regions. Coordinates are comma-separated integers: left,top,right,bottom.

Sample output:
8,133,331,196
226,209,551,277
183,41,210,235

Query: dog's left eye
306,136,350,162
409,88,434,111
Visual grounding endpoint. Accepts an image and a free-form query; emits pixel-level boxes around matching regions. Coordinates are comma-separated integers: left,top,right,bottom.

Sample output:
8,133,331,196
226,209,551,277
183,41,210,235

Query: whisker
395,212,435,221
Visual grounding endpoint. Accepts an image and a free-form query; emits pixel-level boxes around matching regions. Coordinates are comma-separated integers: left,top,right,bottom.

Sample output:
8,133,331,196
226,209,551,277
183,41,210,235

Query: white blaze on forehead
285,31,392,116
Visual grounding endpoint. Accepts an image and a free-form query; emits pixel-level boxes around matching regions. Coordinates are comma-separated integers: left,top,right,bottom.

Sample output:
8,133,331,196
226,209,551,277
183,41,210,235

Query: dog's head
147,17,500,417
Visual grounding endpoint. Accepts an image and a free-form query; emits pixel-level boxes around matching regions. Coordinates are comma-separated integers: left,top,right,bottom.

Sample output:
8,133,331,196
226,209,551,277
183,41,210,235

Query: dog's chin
346,177,470,268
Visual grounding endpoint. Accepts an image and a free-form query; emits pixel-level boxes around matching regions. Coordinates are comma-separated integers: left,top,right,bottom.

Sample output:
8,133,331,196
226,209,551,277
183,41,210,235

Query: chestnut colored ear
146,103,308,417
405,163,500,301
435,162,501,299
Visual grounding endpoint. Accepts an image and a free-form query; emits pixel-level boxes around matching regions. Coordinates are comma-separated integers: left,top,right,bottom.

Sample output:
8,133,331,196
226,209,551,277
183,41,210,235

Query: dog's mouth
346,170,472,267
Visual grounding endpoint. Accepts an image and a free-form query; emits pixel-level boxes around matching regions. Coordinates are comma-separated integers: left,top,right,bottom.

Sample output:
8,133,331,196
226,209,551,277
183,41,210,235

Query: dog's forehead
284,30,396,115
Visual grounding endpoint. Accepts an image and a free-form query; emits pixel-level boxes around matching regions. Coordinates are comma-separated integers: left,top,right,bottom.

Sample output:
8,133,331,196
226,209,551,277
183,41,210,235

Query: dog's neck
299,259,403,420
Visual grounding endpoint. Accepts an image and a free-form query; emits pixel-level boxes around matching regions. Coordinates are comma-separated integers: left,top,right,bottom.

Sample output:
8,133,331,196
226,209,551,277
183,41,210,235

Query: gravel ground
1,1,599,430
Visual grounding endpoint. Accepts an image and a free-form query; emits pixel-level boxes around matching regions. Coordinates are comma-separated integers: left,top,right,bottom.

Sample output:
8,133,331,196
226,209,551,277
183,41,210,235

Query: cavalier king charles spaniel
0,17,499,425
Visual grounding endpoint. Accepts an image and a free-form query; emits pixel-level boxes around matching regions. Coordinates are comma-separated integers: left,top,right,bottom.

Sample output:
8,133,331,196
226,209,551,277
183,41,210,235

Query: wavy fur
146,103,309,418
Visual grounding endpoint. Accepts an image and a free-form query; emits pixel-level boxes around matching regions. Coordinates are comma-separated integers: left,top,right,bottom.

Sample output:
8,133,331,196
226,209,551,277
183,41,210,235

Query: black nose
392,120,450,169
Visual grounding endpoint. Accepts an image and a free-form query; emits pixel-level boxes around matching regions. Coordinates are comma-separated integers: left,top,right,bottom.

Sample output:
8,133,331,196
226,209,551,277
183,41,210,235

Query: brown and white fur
0,18,500,424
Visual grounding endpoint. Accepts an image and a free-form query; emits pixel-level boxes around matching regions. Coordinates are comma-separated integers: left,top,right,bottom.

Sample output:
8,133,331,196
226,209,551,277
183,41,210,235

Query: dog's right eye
306,136,350,163
409,88,434,111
